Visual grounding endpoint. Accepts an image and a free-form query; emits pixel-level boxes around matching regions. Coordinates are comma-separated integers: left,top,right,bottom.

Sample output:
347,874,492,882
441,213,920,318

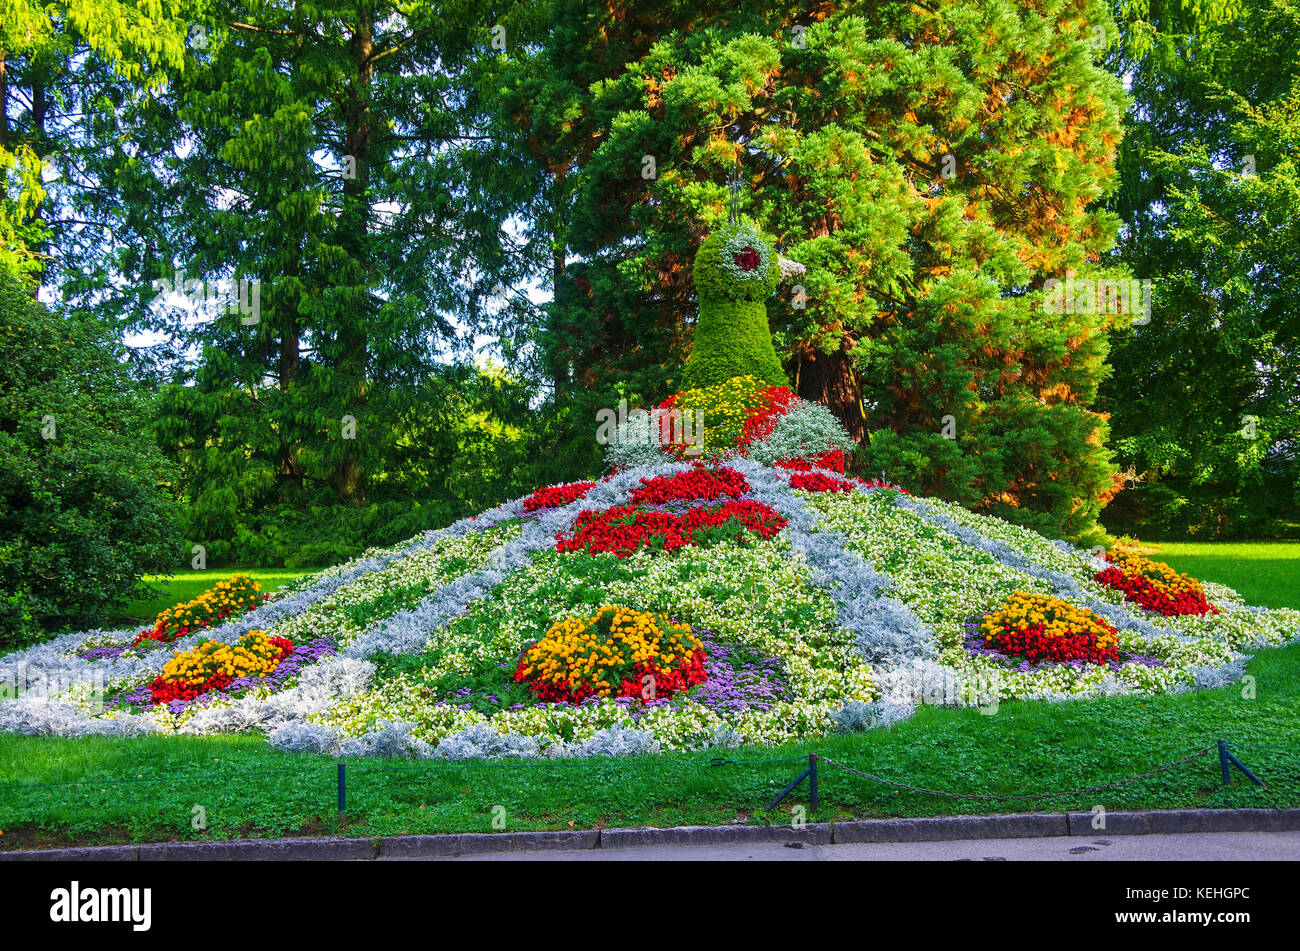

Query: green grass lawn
1150,541,1300,610
117,569,315,627
1,543,1297,850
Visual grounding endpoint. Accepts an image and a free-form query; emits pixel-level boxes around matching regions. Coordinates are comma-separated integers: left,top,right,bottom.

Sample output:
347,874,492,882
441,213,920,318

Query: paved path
397,830,1300,861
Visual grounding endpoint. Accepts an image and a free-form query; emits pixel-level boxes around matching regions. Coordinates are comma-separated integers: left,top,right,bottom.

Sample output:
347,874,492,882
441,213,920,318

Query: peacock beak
777,256,806,281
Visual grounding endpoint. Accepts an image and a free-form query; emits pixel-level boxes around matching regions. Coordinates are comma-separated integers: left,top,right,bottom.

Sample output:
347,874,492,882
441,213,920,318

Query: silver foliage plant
569,724,661,758
735,458,935,668
268,721,340,756
747,399,857,466
433,722,543,760
831,697,915,734
602,417,677,471
338,720,431,759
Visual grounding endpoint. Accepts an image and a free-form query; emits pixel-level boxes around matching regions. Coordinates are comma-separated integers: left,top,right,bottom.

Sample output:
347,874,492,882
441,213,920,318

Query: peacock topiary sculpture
681,220,805,391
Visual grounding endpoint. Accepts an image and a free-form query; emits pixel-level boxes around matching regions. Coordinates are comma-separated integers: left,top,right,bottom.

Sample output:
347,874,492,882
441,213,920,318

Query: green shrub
0,266,180,648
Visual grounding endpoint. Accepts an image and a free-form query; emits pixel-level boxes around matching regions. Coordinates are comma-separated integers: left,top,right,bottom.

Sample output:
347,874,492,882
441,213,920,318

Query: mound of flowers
1094,549,1218,617
132,575,270,647
513,606,707,704
147,630,294,704
978,592,1120,665
556,500,786,557
523,481,595,512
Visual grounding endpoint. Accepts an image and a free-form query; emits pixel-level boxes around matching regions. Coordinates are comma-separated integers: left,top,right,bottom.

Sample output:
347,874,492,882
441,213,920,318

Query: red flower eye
734,247,761,271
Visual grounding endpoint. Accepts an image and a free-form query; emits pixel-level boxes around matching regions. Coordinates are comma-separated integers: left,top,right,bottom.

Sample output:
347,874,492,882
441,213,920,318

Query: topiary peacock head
683,221,805,390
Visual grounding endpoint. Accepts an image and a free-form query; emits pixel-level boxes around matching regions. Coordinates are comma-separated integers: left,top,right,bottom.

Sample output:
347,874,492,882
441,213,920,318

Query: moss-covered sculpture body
682,222,789,390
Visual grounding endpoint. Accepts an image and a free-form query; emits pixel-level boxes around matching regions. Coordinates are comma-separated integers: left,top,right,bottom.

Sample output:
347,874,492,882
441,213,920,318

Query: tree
0,0,189,281
0,263,180,646
1100,0,1300,537
500,0,1127,543
37,2,548,559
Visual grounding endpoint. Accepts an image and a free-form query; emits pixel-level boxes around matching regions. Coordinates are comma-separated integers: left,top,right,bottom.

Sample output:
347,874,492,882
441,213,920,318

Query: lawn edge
4,808,1299,860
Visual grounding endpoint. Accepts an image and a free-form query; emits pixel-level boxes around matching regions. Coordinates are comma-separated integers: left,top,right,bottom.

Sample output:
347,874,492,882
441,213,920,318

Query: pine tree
1101,0,1300,537
41,3,542,556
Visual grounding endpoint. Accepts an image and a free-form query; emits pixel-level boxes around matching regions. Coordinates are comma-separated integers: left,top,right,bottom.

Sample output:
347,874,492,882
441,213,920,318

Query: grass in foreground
1,543,1296,850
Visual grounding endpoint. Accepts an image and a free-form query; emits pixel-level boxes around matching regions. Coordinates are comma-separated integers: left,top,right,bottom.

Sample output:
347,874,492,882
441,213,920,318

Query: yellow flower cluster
516,606,704,700
981,591,1117,650
673,374,768,449
1108,548,1207,598
151,574,264,637
158,630,288,688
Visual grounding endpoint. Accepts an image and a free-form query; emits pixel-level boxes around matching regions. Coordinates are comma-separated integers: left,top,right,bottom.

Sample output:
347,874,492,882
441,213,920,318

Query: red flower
988,623,1120,665
788,471,856,493
524,481,596,512
733,247,761,271
1094,565,1218,617
555,499,787,557
629,465,749,505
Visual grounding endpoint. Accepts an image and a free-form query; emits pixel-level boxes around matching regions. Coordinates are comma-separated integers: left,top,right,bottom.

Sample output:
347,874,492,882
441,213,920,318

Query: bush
0,266,180,647
748,399,857,466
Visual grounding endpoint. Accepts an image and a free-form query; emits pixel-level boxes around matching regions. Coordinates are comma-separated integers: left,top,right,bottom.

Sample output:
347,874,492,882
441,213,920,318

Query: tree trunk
331,14,374,504
794,341,870,448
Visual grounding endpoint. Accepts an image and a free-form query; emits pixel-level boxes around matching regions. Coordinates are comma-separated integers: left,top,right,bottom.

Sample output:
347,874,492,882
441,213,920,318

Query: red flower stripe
629,466,749,505
523,481,596,512
556,500,787,557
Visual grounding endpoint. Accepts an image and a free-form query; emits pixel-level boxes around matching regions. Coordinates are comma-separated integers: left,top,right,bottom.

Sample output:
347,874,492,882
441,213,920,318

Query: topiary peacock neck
682,222,796,391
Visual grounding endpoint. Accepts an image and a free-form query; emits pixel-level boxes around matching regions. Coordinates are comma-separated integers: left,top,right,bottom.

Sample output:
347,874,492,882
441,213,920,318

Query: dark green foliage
1101,0,1300,538
502,1,1127,545
682,224,787,389
0,266,179,647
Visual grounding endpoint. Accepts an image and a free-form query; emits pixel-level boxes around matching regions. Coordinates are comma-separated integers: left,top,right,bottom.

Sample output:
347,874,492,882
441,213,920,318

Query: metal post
1219,740,1265,787
337,762,346,816
1224,746,1265,788
809,754,819,810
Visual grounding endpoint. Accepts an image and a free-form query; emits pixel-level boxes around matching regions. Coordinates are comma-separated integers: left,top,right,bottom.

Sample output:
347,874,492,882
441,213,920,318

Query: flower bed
148,630,294,704
1095,549,1218,617
523,481,596,512
324,536,873,752
5,459,1296,756
513,606,706,704
131,575,269,647
629,466,748,505
788,471,856,493
555,500,787,557
978,592,1119,665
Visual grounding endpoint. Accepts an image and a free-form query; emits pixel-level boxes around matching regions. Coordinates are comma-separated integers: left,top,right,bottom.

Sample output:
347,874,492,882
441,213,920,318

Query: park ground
1,541,1297,851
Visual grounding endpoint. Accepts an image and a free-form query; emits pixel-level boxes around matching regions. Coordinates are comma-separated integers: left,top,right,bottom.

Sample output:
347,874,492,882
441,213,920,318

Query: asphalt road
402,831,1300,861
